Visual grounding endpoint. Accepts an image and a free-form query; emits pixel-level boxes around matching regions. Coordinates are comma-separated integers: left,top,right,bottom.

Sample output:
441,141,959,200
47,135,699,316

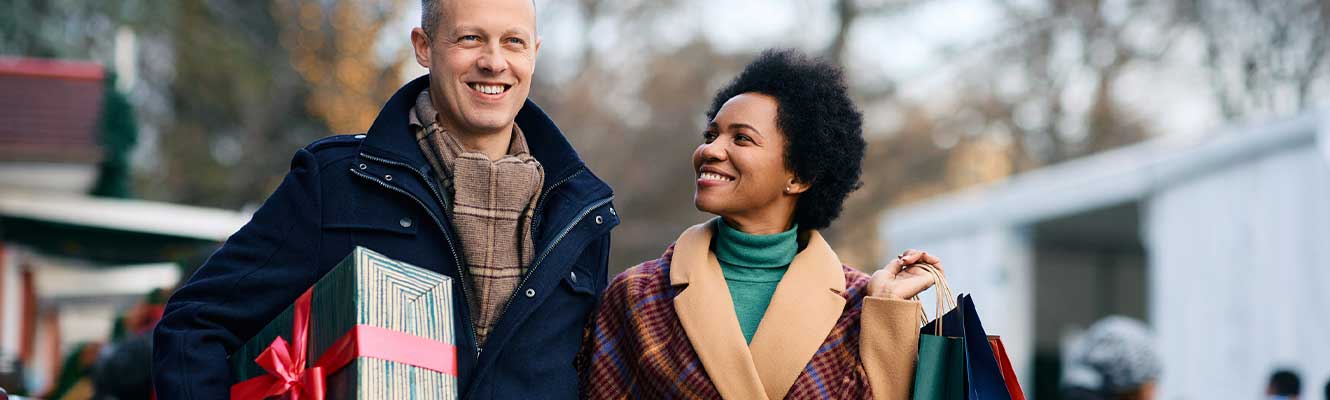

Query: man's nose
476,45,508,74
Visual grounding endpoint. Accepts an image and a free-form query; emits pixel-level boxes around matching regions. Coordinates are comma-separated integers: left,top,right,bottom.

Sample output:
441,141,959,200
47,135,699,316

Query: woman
578,49,944,399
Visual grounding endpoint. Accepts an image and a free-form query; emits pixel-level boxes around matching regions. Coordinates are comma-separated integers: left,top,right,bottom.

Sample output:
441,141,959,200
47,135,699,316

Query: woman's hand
867,249,944,300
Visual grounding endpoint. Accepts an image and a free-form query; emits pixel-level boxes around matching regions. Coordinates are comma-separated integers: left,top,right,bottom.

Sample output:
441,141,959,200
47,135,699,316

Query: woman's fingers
899,249,942,268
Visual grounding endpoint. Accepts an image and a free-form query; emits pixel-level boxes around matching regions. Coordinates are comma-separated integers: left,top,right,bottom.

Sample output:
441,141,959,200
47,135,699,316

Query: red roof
0,56,106,163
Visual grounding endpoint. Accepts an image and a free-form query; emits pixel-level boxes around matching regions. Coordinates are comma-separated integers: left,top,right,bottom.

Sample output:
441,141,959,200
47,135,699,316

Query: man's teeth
471,83,507,95
700,172,733,181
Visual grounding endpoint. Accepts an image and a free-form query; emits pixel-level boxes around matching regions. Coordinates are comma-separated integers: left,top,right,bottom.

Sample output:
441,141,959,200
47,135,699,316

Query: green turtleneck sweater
714,219,798,344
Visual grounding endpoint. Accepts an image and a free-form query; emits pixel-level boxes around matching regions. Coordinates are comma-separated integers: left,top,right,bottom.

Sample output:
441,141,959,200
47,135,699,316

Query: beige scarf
410,90,544,345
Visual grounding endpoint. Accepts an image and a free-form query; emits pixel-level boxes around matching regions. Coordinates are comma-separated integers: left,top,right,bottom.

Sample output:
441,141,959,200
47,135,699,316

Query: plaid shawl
410,90,544,345
579,244,885,399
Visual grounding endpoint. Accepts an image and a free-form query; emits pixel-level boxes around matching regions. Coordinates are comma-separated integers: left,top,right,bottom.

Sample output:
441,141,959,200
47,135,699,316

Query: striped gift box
230,246,457,399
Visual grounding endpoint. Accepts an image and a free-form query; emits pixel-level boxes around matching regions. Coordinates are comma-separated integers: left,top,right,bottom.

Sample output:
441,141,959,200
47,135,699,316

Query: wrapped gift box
230,246,457,399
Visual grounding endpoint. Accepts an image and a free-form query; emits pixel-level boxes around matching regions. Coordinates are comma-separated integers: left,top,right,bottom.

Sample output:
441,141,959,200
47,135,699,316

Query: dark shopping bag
911,264,965,400
914,264,1014,400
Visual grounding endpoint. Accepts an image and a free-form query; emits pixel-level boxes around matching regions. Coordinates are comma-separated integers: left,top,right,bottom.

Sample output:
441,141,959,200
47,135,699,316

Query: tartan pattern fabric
579,244,879,399
410,90,544,345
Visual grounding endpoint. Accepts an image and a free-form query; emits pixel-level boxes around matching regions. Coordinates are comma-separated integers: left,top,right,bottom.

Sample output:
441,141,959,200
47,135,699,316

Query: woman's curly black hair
705,49,865,230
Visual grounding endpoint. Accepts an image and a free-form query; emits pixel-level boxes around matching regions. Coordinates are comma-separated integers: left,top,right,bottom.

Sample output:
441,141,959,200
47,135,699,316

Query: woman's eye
735,134,752,143
702,132,717,143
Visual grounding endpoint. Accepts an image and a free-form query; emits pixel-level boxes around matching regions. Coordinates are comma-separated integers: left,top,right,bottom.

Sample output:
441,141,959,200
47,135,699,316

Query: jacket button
524,288,536,298
384,174,393,181
569,271,578,283
594,215,604,225
358,163,367,170
399,217,412,228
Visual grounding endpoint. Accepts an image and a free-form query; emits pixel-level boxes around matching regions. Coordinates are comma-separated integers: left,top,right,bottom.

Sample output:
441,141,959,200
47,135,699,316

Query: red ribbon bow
231,289,457,400
232,290,326,400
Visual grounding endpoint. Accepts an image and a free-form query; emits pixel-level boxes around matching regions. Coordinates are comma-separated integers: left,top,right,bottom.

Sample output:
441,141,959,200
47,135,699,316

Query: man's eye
460,35,481,42
505,37,526,46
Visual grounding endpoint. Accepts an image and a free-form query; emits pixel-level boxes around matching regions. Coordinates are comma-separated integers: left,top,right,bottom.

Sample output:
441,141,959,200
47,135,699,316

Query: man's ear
411,27,432,68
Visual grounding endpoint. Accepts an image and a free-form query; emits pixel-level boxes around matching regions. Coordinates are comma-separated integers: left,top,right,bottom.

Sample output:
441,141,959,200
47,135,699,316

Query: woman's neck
721,215,794,235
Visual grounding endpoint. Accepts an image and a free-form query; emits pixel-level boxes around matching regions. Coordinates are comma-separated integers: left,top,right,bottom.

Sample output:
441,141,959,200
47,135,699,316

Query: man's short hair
1269,369,1301,396
422,0,440,35
420,0,536,35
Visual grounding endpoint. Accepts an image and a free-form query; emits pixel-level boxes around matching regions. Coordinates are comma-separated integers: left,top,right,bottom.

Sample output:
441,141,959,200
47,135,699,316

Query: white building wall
1145,145,1330,400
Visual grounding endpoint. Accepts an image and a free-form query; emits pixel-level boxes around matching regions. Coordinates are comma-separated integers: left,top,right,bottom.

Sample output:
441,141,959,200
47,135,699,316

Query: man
152,0,618,398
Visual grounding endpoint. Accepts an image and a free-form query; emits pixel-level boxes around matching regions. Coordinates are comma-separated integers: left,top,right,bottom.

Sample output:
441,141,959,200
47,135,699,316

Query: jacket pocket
562,265,596,296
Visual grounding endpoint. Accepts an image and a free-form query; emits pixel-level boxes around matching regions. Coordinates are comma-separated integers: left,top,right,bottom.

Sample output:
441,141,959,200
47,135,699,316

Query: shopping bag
910,264,965,400
914,265,1013,400
987,336,1025,400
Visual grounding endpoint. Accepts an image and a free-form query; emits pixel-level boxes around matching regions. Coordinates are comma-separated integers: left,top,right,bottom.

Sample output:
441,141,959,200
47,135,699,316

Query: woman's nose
699,141,726,161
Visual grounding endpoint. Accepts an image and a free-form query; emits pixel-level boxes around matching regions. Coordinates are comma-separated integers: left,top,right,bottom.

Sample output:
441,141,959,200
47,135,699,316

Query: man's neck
446,125,513,161
428,87,514,161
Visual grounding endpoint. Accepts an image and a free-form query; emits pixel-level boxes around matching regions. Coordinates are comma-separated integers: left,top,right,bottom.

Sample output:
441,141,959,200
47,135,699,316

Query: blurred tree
90,73,138,199
4,0,1325,271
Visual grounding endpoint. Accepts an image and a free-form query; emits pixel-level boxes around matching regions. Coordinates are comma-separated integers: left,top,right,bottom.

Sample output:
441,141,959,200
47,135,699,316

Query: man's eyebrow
502,27,534,37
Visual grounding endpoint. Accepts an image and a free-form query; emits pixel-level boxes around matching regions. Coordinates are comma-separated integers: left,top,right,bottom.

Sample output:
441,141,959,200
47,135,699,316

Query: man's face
412,0,539,137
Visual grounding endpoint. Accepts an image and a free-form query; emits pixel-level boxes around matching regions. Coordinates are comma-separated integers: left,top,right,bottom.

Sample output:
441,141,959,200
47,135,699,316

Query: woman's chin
693,197,724,216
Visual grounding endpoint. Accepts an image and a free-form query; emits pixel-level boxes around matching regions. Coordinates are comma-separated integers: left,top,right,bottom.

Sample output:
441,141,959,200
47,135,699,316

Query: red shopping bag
986,336,1025,400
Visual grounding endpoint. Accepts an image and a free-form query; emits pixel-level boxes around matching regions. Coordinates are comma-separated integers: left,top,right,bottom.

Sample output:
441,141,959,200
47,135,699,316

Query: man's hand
867,249,944,300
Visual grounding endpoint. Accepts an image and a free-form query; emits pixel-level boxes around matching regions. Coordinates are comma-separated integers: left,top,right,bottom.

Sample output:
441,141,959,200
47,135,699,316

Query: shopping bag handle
908,263,955,336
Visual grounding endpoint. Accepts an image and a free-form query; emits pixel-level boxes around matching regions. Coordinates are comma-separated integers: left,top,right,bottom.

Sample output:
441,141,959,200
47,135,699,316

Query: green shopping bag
911,264,966,400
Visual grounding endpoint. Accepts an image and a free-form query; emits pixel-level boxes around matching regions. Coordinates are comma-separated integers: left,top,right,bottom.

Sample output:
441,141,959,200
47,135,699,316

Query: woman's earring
784,187,791,193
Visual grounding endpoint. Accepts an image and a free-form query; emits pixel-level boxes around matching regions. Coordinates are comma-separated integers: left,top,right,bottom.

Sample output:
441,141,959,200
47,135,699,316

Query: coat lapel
670,221,768,400
670,220,848,400
747,230,847,399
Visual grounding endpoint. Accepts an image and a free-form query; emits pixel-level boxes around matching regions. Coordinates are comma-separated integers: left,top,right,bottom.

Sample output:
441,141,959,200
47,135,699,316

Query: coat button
524,288,536,298
594,215,604,225
358,163,367,170
569,271,578,283
384,174,393,181
399,217,412,228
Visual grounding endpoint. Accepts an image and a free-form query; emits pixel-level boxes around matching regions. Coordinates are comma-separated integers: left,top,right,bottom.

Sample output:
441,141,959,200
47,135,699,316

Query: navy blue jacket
153,76,619,399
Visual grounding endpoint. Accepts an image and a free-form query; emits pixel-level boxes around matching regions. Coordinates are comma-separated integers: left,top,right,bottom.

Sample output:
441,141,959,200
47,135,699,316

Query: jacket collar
360,75,589,190
669,218,847,400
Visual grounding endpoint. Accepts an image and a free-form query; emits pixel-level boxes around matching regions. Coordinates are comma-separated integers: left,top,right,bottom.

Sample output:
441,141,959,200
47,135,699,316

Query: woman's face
692,93,801,224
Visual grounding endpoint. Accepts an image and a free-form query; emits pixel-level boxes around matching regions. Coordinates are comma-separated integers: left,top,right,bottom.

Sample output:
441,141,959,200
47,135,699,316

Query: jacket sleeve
152,148,324,399
859,296,922,400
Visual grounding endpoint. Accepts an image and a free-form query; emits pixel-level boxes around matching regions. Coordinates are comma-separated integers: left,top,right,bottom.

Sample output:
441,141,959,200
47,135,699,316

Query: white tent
880,109,1330,399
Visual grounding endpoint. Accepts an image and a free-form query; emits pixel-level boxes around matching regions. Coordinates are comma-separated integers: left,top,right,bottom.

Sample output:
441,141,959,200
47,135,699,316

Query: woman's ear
784,176,811,195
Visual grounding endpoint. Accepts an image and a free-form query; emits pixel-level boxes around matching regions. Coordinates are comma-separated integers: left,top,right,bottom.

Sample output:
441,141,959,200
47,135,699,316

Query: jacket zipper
350,165,481,357
492,195,614,334
531,168,585,234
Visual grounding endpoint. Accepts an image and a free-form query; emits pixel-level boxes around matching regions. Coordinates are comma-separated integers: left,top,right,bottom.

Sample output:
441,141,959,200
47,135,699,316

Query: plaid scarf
411,90,544,345
578,245,882,399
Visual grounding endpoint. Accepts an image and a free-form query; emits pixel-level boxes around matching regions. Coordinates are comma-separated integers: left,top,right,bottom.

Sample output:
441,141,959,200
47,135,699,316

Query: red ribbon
231,289,457,400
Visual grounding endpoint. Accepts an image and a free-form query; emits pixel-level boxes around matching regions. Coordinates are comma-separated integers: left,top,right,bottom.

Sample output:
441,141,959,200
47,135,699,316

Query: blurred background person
1266,369,1302,400
1061,316,1160,400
